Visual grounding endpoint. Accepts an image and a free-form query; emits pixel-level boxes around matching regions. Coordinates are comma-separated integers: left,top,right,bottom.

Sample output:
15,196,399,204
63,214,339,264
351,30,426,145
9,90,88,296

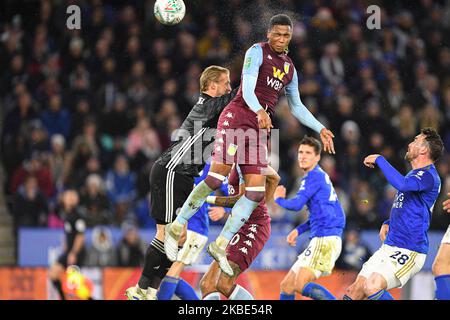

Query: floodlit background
0,0,449,300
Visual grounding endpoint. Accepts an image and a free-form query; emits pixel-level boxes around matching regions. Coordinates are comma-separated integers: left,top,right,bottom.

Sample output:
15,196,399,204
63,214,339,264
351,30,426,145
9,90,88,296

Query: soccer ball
154,0,186,25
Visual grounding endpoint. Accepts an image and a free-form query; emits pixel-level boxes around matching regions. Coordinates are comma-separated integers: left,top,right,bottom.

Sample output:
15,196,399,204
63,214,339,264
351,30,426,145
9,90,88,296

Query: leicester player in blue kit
432,192,450,300
274,137,345,300
343,128,443,300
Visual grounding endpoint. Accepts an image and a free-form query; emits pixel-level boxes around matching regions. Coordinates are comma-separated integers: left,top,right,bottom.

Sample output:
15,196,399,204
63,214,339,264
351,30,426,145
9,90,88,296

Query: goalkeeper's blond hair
199,65,230,92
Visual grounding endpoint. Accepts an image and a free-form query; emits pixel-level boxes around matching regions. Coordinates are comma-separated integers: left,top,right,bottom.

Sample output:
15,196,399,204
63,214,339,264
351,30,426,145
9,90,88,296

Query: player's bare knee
204,174,225,190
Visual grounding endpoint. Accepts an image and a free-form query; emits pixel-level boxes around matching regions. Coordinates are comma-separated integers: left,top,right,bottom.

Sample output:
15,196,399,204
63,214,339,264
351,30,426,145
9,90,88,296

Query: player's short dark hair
269,14,293,30
299,136,322,155
421,127,444,162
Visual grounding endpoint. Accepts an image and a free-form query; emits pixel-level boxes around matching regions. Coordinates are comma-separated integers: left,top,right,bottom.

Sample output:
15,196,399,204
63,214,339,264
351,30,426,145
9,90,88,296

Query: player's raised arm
206,183,244,208
284,68,335,154
241,44,272,131
364,155,434,192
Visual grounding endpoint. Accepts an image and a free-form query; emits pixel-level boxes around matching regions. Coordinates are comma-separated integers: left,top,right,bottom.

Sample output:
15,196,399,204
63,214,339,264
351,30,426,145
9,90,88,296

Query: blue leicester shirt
275,165,346,238
187,162,229,236
376,157,441,254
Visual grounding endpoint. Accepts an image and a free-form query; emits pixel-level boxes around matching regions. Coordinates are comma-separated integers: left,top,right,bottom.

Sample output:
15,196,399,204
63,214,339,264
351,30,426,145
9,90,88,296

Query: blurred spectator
11,175,48,235
66,155,103,190
335,228,372,271
347,181,381,230
319,42,345,88
126,117,161,161
85,226,118,267
68,118,101,175
133,195,156,228
105,154,136,204
79,174,112,227
105,154,136,225
101,94,133,139
40,94,71,140
10,152,54,198
117,223,146,267
47,134,68,190
197,24,231,65
2,92,38,151
26,119,49,155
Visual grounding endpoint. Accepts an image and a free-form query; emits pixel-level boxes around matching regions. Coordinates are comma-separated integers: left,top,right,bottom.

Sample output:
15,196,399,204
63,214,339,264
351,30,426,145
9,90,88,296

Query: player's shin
302,282,336,300
138,238,170,295
175,179,219,226
216,194,261,249
435,274,450,300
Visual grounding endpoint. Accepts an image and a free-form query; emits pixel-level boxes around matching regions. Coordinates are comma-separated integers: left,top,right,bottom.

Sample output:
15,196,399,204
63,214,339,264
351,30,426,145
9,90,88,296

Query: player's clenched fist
286,229,298,247
274,185,286,200
208,206,226,221
256,109,273,132
379,223,389,242
363,154,381,168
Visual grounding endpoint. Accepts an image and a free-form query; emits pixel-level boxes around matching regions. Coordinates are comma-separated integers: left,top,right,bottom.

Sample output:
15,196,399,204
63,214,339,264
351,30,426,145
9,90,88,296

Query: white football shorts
290,236,342,279
358,244,426,290
176,230,208,265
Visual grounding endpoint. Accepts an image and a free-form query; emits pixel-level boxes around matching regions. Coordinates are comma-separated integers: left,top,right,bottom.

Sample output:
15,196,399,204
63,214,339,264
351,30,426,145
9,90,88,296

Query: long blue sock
435,274,450,300
302,282,336,300
175,278,199,300
280,292,295,300
368,290,394,300
157,276,179,300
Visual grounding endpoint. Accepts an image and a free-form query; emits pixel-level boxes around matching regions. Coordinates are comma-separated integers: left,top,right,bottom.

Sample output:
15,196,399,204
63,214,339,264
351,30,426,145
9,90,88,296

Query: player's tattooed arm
206,183,245,208
264,165,281,204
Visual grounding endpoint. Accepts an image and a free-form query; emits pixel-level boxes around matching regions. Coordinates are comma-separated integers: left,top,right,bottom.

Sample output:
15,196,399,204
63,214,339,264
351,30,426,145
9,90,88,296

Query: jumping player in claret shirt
165,14,336,277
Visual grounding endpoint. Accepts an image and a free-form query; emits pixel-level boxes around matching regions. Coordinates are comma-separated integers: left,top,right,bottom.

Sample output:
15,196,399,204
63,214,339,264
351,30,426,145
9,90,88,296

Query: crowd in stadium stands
1,0,450,265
